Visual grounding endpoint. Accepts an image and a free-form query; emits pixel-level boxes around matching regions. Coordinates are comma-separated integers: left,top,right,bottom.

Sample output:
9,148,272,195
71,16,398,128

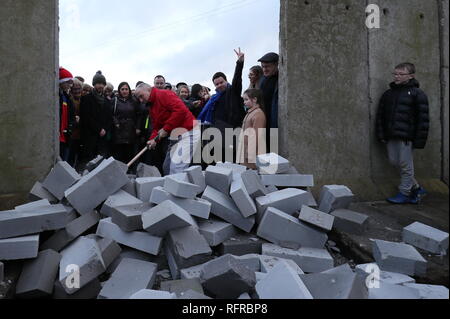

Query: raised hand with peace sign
234,47,245,63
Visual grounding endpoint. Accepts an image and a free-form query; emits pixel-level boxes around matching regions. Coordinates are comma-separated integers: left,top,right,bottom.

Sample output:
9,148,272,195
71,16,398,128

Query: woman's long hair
118,82,132,100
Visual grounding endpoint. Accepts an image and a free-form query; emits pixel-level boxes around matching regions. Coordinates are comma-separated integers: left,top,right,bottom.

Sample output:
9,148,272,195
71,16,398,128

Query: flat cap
258,52,279,63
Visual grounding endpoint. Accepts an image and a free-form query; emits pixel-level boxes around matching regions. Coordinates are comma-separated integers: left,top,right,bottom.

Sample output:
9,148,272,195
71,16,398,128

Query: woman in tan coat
237,89,267,169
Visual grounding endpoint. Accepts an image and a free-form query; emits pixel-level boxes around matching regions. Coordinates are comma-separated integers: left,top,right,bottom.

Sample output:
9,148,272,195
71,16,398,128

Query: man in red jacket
135,83,200,175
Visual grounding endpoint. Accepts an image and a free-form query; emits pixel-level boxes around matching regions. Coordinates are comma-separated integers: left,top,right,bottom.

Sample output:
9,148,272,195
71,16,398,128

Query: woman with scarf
111,82,143,167
79,71,113,163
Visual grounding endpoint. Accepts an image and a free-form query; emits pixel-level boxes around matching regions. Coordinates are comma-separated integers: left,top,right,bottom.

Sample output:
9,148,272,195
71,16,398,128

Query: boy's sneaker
410,186,427,204
387,192,414,204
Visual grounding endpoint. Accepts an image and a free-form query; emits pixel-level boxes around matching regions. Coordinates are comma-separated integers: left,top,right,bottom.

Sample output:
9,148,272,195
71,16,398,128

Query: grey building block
184,166,206,193
255,188,311,223
164,173,201,199
98,258,158,299
201,186,255,233
15,199,51,211
121,178,137,198
355,263,416,285
300,272,368,299
265,185,279,193
402,222,449,255
255,261,313,299
198,219,238,247
257,207,328,250
179,254,260,283
318,185,354,213
259,255,305,275
230,177,257,218
151,186,211,219
218,232,267,256
216,162,248,174
0,204,70,239
165,226,213,279
299,205,335,232
0,235,39,261
64,157,130,215
331,209,369,235
135,177,165,202
260,174,314,187
320,263,354,275
368,282,421,299
238,292,251,299
136,163,161,178
283,166,300,175
62,205,79,224
16,249,61,298
402,283,449,299
100,190,143,217
59,236,106,294
85,155,104,172
106,247,158,275
255,272,267,282
205,166,233,194
29,181,58,204
178,289,212,299
372,239,428,276
305,190,318,207
240,170,268,199
262,243,334,273
201,254,257,299
130,289,177,299
41,210,101,252
53,279,102,299
142,200,198,237
165,242,181,280
96,218,162,256
42,161,81,200
97,237,122,269
256,153,290,175
110,203,152,232
160,278,204,297
0,261,3,282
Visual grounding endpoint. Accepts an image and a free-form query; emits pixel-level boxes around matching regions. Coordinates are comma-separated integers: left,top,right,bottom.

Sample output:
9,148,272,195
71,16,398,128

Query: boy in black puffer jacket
376,62,430,204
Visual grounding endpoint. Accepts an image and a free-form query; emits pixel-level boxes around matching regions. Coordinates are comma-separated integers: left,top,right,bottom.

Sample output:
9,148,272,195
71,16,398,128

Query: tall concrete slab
440,0,449,185
280,0,447,199
369,0,442,185
0,0,59,209
279,0,371,198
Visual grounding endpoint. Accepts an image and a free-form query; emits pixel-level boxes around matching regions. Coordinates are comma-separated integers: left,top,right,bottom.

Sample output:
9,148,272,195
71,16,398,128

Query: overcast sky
59,0,280,91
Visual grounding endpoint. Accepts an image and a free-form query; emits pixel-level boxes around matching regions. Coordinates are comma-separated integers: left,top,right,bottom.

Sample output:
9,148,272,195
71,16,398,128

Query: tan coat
236,106,267,169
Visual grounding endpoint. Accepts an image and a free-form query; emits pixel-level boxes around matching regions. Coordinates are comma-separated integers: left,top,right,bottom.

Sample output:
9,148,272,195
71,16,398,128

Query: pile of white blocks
0,154,447,299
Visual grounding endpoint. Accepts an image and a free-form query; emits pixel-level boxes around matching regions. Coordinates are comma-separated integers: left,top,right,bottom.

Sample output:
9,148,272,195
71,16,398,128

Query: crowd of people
58,49,280,175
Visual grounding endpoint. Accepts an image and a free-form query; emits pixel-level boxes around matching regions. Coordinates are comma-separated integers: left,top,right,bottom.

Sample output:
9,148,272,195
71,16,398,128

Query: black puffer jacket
213,60,247,130
79,92,113,139
376,79,430,149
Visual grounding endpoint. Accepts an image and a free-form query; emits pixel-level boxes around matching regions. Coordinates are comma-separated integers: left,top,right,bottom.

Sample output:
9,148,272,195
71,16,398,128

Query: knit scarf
197,84,230,124
92,88,105,106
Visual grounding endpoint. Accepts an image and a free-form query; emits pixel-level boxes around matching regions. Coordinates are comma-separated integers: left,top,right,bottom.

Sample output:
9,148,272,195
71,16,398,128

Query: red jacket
148,88,197,141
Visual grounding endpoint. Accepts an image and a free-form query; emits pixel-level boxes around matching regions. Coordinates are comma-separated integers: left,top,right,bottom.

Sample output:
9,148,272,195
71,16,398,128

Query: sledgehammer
127,134,160,168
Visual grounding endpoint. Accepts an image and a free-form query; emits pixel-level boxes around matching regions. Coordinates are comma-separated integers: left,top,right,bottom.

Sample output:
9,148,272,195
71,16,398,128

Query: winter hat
92,71,107,86
258,52,279,63
59,67,74,83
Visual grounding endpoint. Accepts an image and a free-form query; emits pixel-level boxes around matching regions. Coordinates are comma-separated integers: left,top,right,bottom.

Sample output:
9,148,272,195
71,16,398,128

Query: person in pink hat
59,67,76,164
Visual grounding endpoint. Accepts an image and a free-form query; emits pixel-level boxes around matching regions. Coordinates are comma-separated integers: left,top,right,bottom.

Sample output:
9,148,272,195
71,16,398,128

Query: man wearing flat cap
258,52,279,152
